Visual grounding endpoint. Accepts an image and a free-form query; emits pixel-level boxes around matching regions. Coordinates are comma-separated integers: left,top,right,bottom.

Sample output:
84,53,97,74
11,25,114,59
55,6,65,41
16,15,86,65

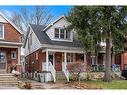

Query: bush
23,81,32,89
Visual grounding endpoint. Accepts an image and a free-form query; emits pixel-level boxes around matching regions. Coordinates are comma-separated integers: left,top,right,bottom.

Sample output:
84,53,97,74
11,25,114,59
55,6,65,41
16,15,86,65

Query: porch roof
0,41,23,48
42,48,84,54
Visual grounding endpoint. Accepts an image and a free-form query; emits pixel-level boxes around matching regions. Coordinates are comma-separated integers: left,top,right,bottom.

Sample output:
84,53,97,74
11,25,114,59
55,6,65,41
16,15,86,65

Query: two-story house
24,16,86,82
0,12,23,74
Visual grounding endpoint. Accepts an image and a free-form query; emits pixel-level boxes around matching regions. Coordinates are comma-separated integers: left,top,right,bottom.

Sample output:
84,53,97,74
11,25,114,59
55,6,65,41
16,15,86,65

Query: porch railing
48,62,56,82
92,64,120,72
92,64,105,72
42,62,56,82
62,62,69,82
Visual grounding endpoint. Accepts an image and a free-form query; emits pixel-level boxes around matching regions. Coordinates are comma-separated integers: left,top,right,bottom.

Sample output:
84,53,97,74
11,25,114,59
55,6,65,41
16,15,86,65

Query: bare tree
20,6,53,28
11,12,23,31
67,62,87,84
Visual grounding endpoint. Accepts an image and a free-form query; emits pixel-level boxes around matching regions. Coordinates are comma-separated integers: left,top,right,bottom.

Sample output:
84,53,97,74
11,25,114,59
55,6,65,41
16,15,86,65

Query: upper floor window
54,28,59,38
0,23,4,39
54,28,70,40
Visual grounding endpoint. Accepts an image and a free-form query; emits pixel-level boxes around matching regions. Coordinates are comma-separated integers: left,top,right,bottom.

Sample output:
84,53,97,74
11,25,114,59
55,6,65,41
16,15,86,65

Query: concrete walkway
23,79,75,89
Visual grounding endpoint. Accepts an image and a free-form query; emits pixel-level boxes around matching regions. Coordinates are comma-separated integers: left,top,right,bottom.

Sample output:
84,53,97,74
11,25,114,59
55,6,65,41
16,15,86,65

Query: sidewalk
22,79,75,89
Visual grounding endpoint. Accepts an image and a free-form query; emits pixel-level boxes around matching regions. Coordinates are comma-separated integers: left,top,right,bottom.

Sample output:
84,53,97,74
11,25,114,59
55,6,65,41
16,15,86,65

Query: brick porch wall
0,47,18,72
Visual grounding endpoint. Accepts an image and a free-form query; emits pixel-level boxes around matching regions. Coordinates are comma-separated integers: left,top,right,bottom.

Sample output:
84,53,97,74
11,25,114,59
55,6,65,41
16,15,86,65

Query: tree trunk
104,32,112,82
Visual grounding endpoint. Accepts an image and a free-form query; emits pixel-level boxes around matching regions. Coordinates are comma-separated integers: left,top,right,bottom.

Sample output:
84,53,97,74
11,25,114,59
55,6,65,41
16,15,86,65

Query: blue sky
0,6,72,19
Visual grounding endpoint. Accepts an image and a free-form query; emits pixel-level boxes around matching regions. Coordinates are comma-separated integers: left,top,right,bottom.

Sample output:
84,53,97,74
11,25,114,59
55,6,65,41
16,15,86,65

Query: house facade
24,16,126,82
0,12,23,74
24,16,86,82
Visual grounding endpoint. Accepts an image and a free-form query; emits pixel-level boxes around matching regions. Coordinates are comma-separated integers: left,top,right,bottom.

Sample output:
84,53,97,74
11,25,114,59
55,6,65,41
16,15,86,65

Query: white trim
46,49,49,81
53,27,72,42
0,12,23,34
0,45,19,48
44,15,65,31
0,41,23,46
41,44,84,51
18,48,21,64
43,48,84,54
52,38,73,42
0,23,4,40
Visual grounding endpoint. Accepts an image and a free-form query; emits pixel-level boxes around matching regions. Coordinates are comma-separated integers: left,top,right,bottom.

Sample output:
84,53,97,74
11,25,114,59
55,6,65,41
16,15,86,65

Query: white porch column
64,52,67,66
18,47,21,64
45,49,49,82
46,49,49,71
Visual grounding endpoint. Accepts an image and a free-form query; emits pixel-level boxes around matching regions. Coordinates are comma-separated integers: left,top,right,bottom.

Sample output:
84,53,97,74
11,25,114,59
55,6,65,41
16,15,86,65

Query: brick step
0,81,18,85
0,81,18,83
0,74,15,76
56,72,66,80
0,78,17,81
0,73,18,87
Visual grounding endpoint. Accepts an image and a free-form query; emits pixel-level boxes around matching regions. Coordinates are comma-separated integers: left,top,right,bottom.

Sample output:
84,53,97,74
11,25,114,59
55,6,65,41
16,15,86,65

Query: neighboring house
24,16,85,82
0,12,24,74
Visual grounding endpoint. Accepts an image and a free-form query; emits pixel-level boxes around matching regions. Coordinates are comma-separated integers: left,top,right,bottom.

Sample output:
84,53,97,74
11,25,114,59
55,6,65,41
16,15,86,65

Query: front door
49,54,54,66
0,52,6,70
55,53,62,71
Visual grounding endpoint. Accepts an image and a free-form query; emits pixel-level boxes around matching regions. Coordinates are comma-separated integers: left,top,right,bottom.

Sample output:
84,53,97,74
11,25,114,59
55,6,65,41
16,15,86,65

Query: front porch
0,46,21,73
42,48,85,82
89,53,121,72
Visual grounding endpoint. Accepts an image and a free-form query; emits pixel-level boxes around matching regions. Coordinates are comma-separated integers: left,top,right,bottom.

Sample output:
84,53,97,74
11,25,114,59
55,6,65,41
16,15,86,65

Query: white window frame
54,27,71,40
54,28,60,39
11,51,17,59
0,23,4,39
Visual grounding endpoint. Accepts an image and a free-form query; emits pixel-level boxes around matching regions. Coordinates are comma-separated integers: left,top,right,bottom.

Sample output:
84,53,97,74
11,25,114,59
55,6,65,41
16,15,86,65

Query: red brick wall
25,49,45,73
4,23,21,42
121,52,127,70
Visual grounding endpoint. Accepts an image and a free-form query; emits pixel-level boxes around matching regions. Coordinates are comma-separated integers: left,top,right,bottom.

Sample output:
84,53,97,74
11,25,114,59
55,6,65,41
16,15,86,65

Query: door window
49,55,53,65
0,52,5,63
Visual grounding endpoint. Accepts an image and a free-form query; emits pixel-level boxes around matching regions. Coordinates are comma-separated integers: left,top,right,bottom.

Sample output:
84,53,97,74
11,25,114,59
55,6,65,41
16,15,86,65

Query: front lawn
83,80,127,89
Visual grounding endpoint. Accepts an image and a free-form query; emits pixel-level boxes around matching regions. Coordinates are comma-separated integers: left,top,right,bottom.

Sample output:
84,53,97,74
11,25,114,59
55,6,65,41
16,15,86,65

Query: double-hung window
60,29,64,39
0,23,4,39
55,28,59,38
54,28,70,40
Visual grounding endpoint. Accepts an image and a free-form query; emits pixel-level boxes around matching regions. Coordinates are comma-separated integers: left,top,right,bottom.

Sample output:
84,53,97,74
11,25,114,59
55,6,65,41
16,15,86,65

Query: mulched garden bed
67,81,102,89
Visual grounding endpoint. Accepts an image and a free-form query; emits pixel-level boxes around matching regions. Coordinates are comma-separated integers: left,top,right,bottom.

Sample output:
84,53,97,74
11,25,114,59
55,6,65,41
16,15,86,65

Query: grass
83,80,127,89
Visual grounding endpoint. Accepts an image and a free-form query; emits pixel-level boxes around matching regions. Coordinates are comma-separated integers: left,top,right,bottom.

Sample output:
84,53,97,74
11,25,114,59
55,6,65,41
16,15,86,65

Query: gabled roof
30,24,80,48
43,15,67,31
0,12,23,34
